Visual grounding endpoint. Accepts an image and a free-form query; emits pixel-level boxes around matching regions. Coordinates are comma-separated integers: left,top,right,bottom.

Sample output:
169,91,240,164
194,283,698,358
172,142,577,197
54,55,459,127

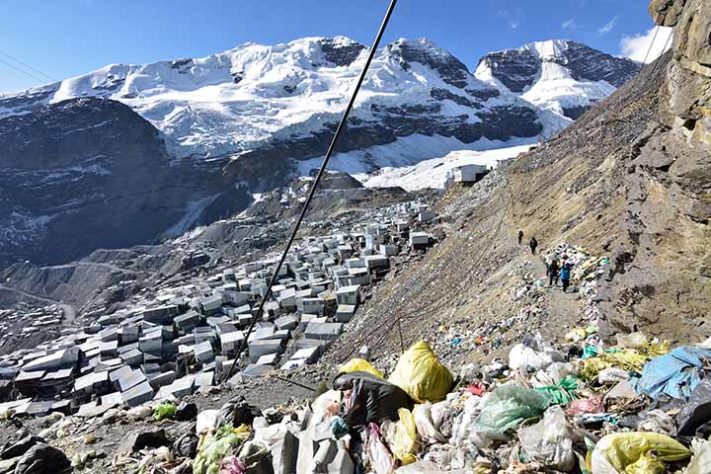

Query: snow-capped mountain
0,36,641,267
0,37,559,172
475,40,640,122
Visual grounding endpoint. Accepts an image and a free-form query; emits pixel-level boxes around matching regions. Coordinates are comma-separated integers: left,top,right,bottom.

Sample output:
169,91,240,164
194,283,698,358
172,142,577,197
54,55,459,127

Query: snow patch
353,144,534,191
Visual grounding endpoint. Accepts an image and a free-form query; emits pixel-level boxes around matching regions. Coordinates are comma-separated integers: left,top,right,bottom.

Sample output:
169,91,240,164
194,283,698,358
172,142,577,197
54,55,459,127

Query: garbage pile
27,329,704,473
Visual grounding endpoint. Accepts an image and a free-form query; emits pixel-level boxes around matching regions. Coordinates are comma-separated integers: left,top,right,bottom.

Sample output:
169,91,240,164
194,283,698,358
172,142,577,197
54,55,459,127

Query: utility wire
641,25,661,66
0,50,56,82
0,57,48,84
223,0,398,382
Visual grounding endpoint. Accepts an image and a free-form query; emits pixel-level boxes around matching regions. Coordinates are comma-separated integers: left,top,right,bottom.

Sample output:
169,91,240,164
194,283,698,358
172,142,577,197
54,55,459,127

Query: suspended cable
0,57,48,84
223,0,398,382
0,50,56,82
641,25,661,66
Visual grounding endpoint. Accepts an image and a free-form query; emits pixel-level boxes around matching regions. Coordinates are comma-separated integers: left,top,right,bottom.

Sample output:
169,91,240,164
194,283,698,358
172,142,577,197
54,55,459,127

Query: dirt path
528,251,585,341
0,284,76,322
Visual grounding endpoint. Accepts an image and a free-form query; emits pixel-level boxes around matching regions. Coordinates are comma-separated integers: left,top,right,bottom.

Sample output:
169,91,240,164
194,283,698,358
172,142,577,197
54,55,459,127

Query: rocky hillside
0,37,639,269
0,97,251,267
476,39,641,121
331,0,710,362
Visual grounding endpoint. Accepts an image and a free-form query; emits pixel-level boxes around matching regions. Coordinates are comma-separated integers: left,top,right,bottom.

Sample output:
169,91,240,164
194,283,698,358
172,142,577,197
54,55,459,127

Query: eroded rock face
594,0,711,336
657,0,711,144
0,97,250,267
477,41,640,93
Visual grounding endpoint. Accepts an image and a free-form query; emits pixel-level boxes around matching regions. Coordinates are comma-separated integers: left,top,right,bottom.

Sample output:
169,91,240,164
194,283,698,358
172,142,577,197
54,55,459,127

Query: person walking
548,258,560,287
560,262,572,293
529,236,538,255
517,230,524,245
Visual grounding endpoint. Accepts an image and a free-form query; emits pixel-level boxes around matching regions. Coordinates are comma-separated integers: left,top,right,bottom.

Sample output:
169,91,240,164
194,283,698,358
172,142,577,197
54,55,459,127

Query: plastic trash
339,358,384,379
624,452,665,474
389,340,453,403
366,422,396,474
430,400,455,439
684,438,711,474
580,350,649,380
566,394,604,416
637,409,676,435
635,346,711,400
676,378,711,436
392,408,419,465
518,406,576,472
193,424,251,474
413,403,446,444
153,402,177,421
333,371,413,426
473,384,550,440
508,343,554,371
597,367,629,385
590,432,690,474
450,394,483,446
535,376,578,405
615,332,650,349
533,362,576,387
196,409,222,434
219,455,246,474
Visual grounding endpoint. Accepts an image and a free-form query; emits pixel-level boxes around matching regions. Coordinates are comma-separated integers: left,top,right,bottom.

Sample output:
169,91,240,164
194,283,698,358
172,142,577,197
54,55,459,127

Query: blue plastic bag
634,347,711,400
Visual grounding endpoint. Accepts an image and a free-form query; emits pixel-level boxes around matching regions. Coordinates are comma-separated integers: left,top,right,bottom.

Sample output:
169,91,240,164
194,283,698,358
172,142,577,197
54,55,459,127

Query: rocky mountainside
476,39,640,121
0,97,251,267
0,37,640,269
331,0,710,360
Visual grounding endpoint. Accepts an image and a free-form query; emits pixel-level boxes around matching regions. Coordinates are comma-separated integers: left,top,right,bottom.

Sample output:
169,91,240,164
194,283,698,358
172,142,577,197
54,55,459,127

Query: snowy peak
475,39,640,120
384,38,473,89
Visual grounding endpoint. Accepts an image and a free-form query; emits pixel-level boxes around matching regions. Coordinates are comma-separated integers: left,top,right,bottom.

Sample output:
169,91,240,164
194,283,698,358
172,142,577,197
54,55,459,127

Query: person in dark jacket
548,258,560,286
517,230,524,245
529,237,538,255
560,263,572,292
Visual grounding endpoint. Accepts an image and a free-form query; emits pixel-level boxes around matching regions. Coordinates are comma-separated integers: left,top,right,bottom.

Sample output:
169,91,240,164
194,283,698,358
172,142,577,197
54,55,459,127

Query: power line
0,50,56,82
0,57,47,84
223,0,398,382
641,25,661,66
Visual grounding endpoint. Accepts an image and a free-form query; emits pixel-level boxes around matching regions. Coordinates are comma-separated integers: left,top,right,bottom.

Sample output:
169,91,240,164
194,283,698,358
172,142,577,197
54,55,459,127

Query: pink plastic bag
566,394,604,415
367,422,396,474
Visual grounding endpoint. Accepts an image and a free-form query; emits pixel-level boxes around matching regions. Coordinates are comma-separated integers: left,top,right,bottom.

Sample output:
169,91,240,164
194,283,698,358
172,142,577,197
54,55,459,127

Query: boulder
0,436,44,460
14,443,71,474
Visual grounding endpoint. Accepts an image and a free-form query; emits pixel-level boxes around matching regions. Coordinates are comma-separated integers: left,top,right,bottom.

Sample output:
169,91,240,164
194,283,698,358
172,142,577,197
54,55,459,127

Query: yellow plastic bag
591,432,690,474
339,358,384,379
389,340,453,403
392,408,419,465
580,350,649,380
624,452,664,474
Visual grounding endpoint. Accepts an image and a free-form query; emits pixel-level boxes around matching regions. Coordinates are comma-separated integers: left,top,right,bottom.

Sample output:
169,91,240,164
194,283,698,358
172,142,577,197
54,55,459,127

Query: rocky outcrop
477,41,640,93
593,0,711,335
0,97,251,267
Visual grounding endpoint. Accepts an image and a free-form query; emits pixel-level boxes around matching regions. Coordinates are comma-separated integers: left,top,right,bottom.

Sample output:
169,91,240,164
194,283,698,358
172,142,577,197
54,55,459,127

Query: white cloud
597,16,619,35
620,26,674,63
562,19,578,31
497,8,523,30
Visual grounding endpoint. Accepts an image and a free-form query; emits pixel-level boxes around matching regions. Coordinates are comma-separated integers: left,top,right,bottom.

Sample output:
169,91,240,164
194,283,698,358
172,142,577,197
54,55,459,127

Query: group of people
517,230,573,292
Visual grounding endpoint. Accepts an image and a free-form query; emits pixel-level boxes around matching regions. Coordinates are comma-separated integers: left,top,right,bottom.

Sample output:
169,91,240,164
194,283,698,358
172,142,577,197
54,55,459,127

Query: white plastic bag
196,409,221,434
518,406,576,472
413,403,446,444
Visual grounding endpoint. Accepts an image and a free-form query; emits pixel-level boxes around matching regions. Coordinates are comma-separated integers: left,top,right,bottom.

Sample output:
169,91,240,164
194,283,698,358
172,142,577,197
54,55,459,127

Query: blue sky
0,0,658,93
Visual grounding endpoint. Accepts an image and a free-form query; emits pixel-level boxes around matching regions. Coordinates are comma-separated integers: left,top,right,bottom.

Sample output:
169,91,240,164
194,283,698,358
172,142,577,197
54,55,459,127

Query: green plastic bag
535,376,578,405
473,384,550,435
193,424,251,474
153,402,177,421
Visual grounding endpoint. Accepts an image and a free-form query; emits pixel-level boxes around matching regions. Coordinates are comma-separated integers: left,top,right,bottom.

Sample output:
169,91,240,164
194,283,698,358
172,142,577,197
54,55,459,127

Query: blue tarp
635,347,711,400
